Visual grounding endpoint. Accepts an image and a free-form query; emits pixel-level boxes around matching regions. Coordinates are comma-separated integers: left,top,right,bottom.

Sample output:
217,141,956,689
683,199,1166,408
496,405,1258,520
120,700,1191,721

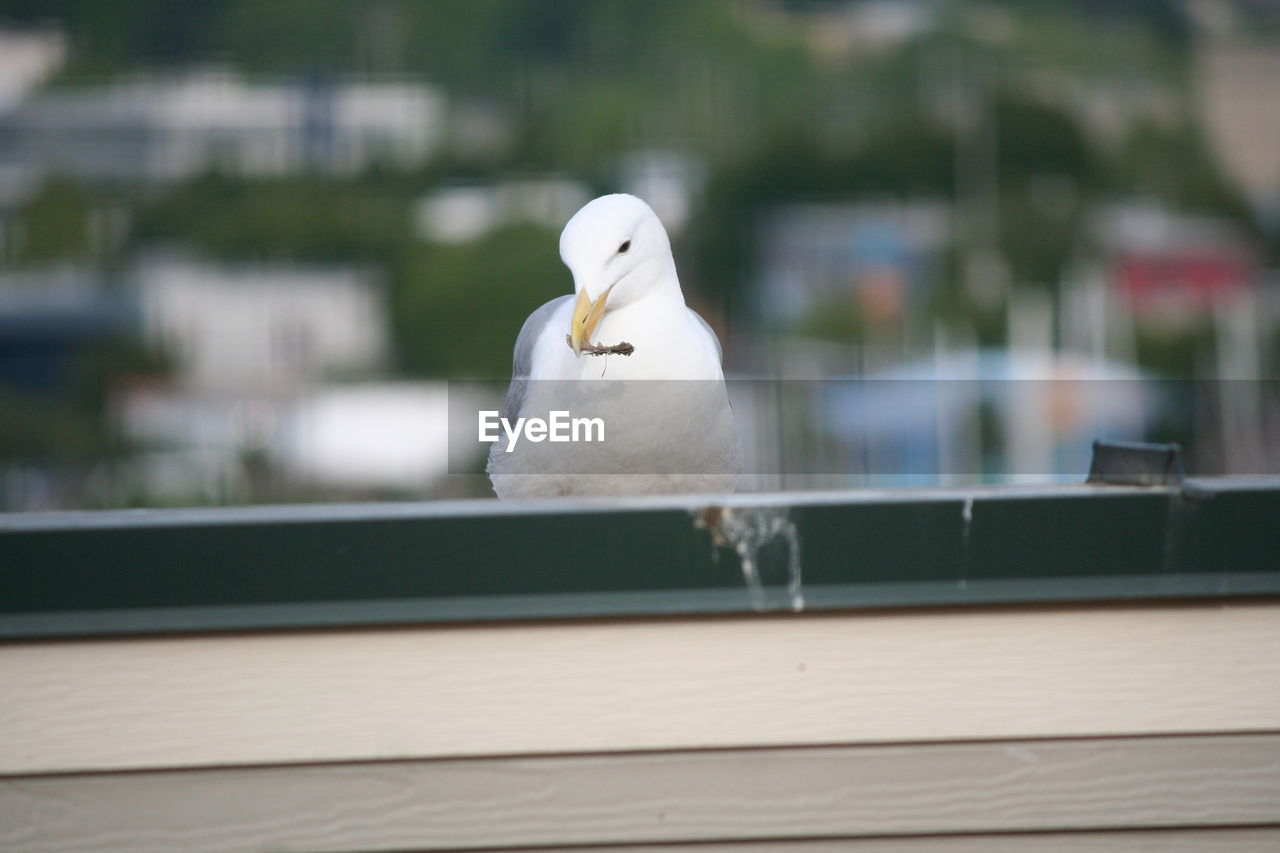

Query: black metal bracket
1087,440,1185,486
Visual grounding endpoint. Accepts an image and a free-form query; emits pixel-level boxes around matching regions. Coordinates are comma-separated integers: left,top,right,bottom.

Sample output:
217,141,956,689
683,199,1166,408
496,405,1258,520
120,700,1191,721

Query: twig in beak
564,335,635,357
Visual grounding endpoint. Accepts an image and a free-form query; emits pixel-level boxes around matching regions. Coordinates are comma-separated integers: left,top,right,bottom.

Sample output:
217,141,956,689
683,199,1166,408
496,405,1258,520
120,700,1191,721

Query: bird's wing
688,306,723,363
500,294,573,422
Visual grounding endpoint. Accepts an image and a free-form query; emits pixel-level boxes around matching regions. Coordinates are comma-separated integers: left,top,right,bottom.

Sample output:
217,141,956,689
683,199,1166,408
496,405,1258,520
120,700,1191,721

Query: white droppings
696,506,804,612
959,495,974,589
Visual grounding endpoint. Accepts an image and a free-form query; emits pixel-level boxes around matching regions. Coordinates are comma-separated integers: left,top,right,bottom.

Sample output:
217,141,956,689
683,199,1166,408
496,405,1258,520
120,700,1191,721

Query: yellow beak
569,284,612,357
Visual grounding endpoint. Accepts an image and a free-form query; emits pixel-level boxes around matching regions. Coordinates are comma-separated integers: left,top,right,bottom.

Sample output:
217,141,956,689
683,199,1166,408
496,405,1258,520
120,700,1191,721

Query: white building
115,381,461,496
271,383,459,490
755,200,952,324
0,69,446,183
117,255,407,498
133,255,387,393
415,176,590,244
1197,43,1280,227
0,27,68,213
0,27,66,110
798,0,936,62
618,149,706,236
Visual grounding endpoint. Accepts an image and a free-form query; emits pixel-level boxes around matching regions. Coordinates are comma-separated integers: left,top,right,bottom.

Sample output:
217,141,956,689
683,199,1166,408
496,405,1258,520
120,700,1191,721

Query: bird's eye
618,240,631,254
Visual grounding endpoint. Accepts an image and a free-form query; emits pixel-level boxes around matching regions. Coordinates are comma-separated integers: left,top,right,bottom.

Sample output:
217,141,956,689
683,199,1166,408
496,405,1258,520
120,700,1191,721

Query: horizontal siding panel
3,603,1280,775
479,829,1280,852
3,736,1279,852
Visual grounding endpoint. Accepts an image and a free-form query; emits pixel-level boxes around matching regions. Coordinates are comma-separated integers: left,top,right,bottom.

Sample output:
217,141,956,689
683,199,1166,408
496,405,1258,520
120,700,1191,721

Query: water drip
960,495,974,589
695,505,804,612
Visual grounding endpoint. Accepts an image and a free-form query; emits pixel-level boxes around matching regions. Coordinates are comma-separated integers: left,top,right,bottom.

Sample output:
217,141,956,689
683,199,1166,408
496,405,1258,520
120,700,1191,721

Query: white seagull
487,194,742,498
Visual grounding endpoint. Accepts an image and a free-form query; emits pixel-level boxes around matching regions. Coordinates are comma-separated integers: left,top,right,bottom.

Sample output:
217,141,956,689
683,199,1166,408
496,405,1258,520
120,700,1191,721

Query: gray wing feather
500,294,572,421
689,308,723,362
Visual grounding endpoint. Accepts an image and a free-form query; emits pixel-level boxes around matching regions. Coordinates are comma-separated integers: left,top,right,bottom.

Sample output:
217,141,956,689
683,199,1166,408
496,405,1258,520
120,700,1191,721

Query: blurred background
0,0,1276,508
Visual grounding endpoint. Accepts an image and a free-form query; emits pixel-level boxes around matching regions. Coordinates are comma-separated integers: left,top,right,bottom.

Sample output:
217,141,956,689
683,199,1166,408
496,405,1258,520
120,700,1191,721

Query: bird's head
559,194,677,356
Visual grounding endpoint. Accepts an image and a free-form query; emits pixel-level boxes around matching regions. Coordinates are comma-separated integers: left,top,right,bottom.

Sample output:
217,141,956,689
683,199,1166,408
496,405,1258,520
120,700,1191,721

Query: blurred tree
216,0,358,73
0,389,102,464
989,95,1096,288
794,295,866,344
394,223,567,378
1133,320,1214,379
1111,120,1254,220
997,187,1082,288
0,336,162,466
0,0,222,74
1063,0,1193,49
11,177,94,264
132,173,413,261
993,96,1096,187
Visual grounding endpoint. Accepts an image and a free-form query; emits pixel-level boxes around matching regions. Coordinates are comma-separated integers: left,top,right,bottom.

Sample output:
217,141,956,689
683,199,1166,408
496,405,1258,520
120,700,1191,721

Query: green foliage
793,296,865,344
999,201,1065,286
69,337,170,414
1133,319,1215,377
394,224,566,378
11,177,94,264
1110,120,1253,218
994,96,1096,186
132,173,414,261
0,336,160,464
215,0,359,73
0,388,102,463
998,1,1189,77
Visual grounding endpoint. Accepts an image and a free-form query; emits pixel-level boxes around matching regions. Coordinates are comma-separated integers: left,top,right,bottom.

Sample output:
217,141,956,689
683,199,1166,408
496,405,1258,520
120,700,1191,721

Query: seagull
487,193,743,498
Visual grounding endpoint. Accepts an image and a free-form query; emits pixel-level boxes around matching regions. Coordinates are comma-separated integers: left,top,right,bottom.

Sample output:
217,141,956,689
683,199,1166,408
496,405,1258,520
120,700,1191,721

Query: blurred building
1051,74,1182,152
795,0,937,62
0,27,68,213
1093,202,1258,325
618,149,707,236
272,383,457,491
0,26,66,109
115,381,457,497
415,176,589,244
0,266,129,392
728,347,1157,490
1197,42,1280,229
415,156,704,243
821,349,1154,486
133,254,387,392
755,200,951,325
0,69,446,183
112,255,418,500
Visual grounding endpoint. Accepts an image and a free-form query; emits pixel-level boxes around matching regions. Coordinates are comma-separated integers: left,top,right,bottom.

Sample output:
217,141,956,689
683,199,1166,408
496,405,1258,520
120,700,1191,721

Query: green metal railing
2,478,1278,639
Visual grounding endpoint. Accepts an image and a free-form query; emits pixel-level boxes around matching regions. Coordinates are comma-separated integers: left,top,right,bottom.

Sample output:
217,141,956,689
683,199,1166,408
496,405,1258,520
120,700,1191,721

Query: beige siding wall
3,602,1279,851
